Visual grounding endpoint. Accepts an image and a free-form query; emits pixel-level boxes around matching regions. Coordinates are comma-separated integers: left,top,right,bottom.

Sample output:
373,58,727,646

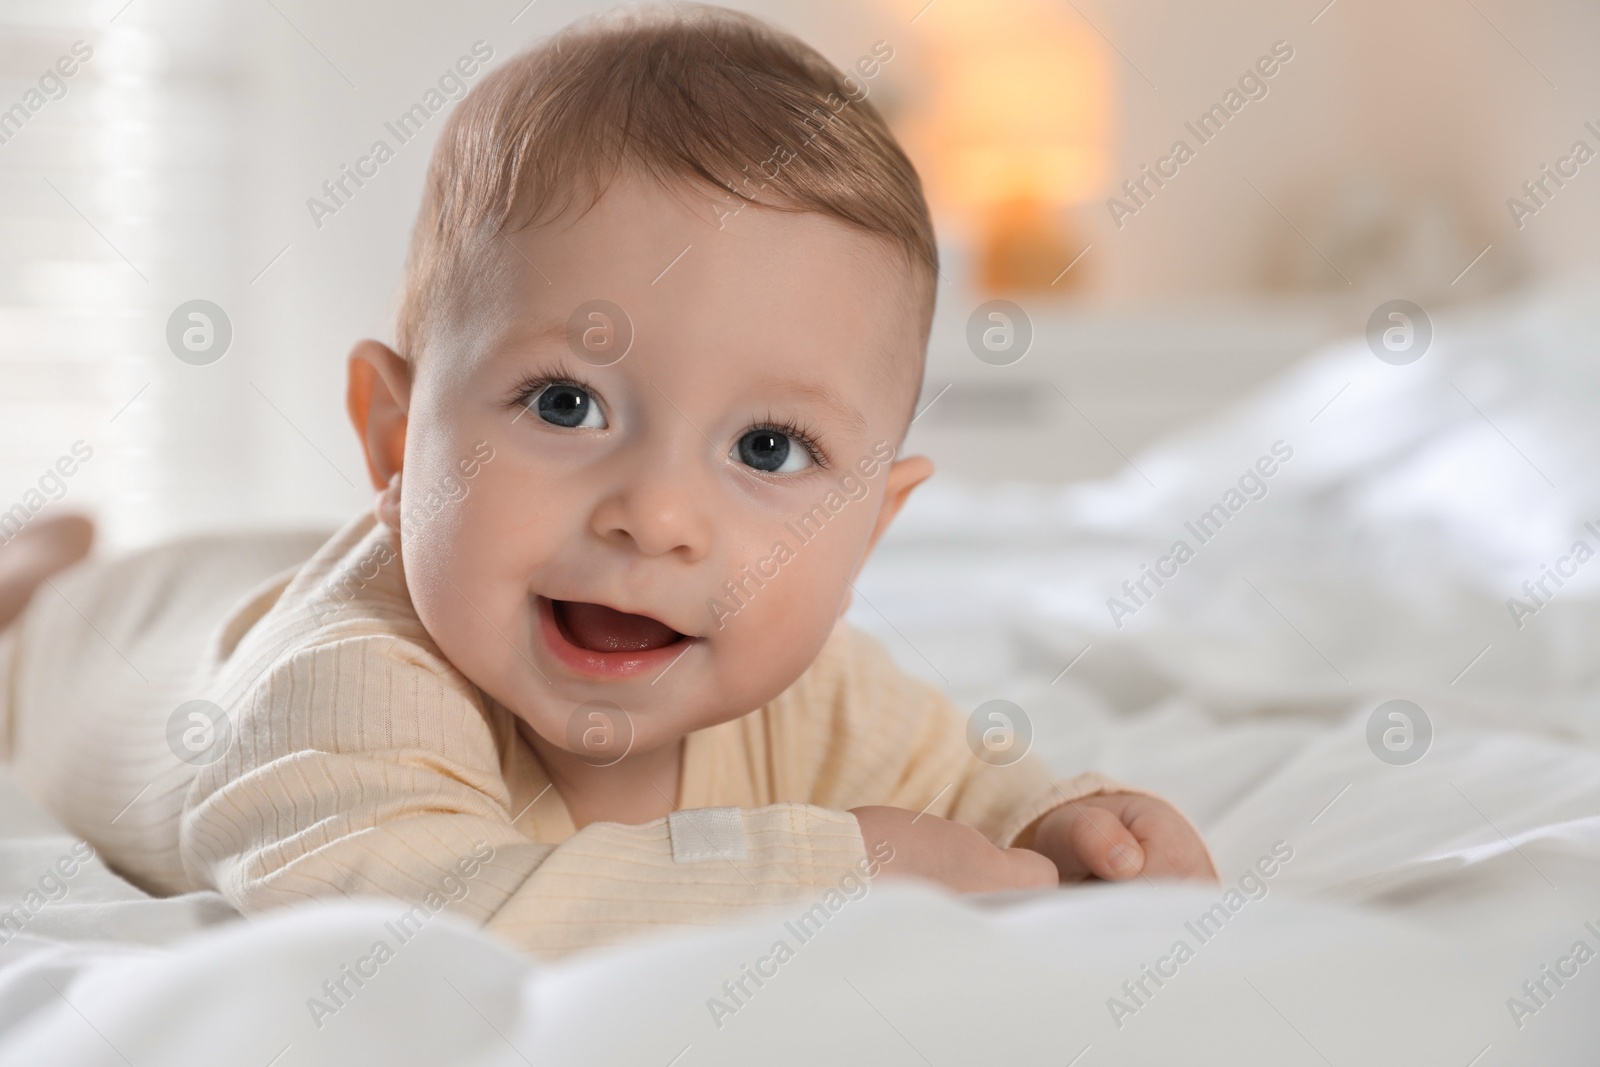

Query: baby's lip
546,597,690,653
533,595,697,680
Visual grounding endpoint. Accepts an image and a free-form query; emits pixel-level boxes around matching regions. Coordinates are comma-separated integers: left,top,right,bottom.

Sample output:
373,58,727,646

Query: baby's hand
1031,793,1217,883
849,805,1057,893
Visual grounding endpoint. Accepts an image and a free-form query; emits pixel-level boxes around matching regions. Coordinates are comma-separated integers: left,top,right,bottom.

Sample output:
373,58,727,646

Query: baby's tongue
555,600,681,652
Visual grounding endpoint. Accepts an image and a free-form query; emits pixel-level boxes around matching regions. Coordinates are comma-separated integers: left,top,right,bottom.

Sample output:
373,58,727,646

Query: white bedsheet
3,272,1600,1064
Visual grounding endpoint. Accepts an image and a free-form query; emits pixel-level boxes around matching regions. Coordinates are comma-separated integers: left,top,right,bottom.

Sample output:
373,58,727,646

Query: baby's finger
1066,804,1146,881
1120,800,1219,881
1001,847,1059,890
1141,821,1220,882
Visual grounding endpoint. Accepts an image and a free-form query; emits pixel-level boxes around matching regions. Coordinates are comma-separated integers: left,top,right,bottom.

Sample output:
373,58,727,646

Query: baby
0,4,1213,957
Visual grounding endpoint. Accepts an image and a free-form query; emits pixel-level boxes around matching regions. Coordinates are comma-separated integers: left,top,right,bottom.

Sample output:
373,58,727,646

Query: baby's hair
396,3,938,373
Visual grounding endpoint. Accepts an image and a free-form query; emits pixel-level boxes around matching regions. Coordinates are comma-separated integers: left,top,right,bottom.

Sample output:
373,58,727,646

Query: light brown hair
396,3,938,369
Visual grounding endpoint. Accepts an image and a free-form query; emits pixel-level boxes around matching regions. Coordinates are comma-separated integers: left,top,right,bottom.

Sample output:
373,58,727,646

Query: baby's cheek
403,491,528,670
711,608,830,713
405,546,487,660
706,533,853,698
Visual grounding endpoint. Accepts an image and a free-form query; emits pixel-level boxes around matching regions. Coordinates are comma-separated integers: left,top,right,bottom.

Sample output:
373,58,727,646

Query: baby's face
392,171,929,760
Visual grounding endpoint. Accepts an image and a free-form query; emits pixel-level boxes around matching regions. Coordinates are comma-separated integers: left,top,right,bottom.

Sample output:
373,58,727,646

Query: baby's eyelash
506,371,600,413
752,413,830,470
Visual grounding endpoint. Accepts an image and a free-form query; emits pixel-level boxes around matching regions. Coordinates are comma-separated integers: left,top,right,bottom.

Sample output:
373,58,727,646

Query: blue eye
734,429,814,473
532,383,605,429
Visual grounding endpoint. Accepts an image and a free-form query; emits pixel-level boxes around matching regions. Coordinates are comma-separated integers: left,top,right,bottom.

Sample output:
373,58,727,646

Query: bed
2,273,1598,1065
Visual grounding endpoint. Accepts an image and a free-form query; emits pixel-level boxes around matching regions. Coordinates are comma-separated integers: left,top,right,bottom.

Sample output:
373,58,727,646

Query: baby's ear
346,340,411,490
838,454,932,616
859,453,933,564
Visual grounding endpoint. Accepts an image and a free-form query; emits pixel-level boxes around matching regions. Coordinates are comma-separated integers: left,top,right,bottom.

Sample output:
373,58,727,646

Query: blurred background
2,0,1596,551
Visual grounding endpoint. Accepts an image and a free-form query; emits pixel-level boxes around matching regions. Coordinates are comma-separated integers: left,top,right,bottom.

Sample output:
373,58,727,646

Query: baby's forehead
459,174,925,425
517,170,920,294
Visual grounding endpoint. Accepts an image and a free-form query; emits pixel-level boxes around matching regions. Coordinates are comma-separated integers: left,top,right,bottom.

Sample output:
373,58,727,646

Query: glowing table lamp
901,0,1111,292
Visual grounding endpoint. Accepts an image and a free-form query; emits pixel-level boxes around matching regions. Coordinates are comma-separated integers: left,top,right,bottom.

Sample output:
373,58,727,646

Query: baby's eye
733,429,814,474
531,383,606,429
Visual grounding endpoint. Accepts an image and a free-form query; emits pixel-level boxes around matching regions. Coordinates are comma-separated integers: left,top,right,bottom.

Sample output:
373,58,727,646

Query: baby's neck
526,730,684,830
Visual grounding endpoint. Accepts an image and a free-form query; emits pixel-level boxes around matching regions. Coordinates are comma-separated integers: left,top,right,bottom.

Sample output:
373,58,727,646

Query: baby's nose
587,451,714,561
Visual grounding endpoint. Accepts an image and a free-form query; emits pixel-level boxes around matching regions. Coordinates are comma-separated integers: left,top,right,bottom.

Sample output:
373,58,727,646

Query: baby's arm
797,625,1216,887
183,635,872,958
847,804,1057,890
849,794,1215,890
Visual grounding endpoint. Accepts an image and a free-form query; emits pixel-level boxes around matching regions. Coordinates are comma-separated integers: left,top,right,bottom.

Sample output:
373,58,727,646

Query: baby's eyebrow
754,377,867,436
505,318,568,350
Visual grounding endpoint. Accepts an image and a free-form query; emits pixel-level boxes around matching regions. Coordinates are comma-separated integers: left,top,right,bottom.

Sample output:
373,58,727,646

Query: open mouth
536,595,693,679
551,599,686,653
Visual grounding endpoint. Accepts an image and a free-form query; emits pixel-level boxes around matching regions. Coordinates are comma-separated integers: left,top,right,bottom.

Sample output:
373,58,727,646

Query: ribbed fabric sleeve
181,631,871,957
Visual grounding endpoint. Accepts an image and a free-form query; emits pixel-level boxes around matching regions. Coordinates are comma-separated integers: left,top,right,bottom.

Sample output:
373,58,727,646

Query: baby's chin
497,628,820,767
505,680,732,768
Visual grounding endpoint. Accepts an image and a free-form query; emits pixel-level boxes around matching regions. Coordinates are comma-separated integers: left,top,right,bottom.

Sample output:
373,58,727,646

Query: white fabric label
669,807,747,863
